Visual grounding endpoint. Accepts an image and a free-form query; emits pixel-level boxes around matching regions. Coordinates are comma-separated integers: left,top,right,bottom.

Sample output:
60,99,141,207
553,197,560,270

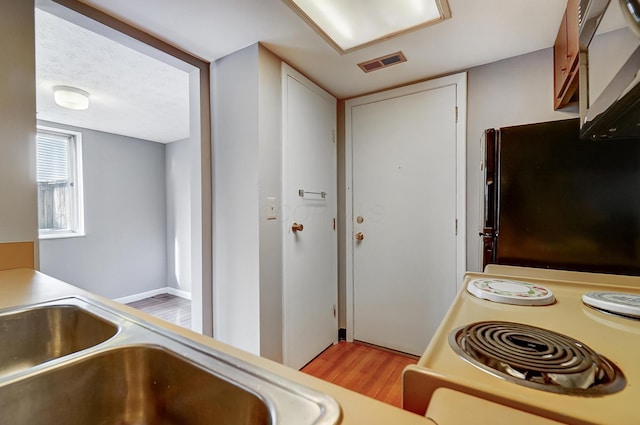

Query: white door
347,76,465,356
282,65,337,370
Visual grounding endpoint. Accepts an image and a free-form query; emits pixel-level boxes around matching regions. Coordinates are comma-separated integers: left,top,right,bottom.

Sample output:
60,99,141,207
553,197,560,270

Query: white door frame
344,72,467,343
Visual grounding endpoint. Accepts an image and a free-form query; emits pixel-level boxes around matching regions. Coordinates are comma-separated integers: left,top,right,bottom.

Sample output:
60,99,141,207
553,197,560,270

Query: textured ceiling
35,8,190,144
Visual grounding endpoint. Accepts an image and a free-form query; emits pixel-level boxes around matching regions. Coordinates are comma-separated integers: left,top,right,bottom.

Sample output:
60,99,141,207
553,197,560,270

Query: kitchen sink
0,298,341,425
0,346,270,425
0,304,118,377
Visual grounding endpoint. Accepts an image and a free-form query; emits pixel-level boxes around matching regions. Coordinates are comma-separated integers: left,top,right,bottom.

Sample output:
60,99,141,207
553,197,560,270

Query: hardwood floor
127,294,191,329
301,341,418,408
124,297,413,407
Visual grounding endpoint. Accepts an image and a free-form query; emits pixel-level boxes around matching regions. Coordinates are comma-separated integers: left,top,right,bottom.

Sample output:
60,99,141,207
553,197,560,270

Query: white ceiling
36,0,569,143
35,8,190,143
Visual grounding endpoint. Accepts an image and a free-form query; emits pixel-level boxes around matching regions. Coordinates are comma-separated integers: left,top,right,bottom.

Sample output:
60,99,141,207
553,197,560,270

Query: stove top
449,321,625,396
403,267,640,424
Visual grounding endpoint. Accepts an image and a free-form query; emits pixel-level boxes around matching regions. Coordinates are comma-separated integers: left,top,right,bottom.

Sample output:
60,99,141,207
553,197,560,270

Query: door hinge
333,218,336,230
333,305,336,318
331,129,336,143
455,219,458,235
455,106,459,123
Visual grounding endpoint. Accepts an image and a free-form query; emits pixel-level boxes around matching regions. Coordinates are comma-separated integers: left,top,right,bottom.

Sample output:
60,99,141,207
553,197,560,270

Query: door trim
344,72,467,343
281,63,338,367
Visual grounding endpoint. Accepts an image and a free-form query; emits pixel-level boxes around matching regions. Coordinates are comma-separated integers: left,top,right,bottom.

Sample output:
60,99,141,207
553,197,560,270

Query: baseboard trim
114,286,192,304
167,287,192,300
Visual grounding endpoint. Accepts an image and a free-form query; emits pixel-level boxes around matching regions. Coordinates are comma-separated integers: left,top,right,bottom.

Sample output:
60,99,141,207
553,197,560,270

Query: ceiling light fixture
284,0,451,54
53,86,90,110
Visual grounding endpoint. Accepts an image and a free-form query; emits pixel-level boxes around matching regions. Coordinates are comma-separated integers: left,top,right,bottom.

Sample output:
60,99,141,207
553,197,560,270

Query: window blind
36,133,69,183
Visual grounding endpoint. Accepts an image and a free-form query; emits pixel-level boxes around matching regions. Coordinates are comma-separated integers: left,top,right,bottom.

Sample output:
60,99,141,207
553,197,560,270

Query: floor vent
358,51,407,73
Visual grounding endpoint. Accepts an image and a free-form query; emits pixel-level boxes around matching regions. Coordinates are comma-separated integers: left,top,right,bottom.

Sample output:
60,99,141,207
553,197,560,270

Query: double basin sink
0,297,341,424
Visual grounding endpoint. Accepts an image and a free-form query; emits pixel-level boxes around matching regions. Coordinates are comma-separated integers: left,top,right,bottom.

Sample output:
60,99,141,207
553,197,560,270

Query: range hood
579,0,640,140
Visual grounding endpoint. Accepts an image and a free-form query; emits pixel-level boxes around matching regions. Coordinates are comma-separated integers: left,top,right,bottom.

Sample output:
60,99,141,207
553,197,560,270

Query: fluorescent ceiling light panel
286,0,451,53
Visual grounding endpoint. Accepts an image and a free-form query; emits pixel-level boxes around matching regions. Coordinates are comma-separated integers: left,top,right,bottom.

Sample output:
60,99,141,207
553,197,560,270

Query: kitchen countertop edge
0,268,433,425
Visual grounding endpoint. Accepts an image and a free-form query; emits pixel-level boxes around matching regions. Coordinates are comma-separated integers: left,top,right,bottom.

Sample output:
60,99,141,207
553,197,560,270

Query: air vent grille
358,52,407,73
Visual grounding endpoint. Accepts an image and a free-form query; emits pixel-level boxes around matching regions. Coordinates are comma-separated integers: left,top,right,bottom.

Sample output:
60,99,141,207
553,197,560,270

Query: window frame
36,125,85,239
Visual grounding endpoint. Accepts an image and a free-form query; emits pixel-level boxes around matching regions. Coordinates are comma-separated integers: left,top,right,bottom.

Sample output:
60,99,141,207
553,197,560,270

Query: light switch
266,197,276,220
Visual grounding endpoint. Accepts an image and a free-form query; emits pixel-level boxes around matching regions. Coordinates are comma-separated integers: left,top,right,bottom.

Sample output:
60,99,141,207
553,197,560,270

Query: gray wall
39,121,168,299
0,1,38,257
166,138,192,293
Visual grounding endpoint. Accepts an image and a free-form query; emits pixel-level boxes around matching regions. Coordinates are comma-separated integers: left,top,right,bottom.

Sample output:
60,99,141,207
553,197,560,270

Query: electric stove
403,267,640,424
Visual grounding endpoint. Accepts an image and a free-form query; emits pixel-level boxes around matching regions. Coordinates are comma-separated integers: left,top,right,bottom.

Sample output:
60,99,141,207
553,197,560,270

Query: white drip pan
466,278,555,306
582,292,640,318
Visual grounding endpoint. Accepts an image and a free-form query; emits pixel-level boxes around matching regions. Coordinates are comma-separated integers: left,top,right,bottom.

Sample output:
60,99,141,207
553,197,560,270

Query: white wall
166,138,192,293
258,46,283,363
0,1,39,258
212,44,262,355
188,67,210,335
39,121,168,299
212,44,284,360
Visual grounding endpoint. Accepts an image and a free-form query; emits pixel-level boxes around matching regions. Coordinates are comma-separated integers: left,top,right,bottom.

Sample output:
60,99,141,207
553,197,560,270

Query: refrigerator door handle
481,128,498,269
481,230,497,270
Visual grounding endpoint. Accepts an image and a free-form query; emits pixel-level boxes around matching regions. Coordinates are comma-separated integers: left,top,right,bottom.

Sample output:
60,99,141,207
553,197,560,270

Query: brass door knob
355,232,364,241
292,222,304,233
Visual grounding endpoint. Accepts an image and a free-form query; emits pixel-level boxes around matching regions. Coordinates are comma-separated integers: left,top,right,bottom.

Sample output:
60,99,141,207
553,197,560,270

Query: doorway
34,0,212,334
345,73,467,355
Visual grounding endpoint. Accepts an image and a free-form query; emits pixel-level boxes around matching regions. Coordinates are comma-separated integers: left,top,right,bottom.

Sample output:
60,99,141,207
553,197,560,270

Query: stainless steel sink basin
0,304,118,377
0,298,341,425
0,346,270,424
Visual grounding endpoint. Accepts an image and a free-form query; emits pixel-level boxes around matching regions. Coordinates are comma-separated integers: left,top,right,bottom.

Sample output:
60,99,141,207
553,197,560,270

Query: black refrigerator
482,118,640,275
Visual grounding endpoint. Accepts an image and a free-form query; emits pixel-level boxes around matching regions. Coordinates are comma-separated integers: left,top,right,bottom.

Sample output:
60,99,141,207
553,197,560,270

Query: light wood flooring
124,296,414,407
126,293,191,329
301,341,418,408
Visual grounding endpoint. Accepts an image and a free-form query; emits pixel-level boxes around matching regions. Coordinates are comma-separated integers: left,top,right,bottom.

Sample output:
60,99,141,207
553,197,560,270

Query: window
36,126,84,238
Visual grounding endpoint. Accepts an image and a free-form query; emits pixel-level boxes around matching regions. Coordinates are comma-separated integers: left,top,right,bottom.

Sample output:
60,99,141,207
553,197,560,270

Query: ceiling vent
358,52,407,73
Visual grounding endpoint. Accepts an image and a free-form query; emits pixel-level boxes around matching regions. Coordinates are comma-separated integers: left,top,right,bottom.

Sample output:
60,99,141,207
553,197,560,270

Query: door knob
292,222,304,233
355,232,364,241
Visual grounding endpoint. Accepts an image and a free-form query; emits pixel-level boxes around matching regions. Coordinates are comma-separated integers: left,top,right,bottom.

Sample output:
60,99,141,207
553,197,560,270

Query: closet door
282,64,337,370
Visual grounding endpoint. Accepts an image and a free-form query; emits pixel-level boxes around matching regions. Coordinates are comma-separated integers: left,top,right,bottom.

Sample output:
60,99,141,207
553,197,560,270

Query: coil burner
449,321,626,396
